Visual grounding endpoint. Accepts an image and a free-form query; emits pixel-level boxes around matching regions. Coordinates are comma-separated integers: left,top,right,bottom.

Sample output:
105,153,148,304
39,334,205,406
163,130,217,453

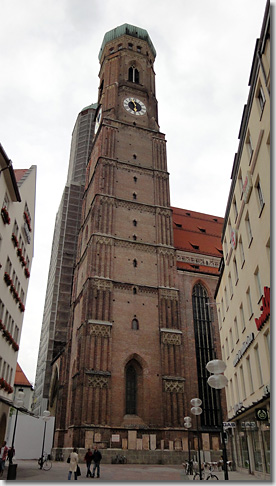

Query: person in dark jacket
91,446,102,478
84,448,93,477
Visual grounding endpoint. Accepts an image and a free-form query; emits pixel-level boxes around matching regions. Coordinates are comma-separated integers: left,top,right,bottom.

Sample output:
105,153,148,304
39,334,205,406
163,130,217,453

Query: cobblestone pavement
0,460,266,482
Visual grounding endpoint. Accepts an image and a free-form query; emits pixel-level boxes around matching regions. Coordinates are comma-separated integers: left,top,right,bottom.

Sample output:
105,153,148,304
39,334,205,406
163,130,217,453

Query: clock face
94,106,102,134
123,97,146,116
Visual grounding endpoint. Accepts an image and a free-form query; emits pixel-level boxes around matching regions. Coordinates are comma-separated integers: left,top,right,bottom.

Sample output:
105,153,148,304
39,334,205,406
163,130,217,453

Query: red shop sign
255,286,270,331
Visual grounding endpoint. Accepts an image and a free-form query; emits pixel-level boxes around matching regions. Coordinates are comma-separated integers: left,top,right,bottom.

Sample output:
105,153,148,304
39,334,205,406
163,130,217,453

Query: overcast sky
0,0,269,384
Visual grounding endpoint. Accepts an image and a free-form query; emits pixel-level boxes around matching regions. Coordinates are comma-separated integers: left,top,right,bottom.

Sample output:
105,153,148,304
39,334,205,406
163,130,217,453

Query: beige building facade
215,1,270,479
0,143,36,443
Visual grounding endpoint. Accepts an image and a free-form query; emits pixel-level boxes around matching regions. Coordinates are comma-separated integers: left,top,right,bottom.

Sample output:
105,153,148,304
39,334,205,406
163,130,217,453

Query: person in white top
68,448,79,480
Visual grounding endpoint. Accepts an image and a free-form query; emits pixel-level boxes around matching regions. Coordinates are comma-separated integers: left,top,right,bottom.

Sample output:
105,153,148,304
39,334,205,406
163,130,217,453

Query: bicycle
182,461,193,475
111,453,127,464
205,465,218,480
38,453,52,471
192,463,205,480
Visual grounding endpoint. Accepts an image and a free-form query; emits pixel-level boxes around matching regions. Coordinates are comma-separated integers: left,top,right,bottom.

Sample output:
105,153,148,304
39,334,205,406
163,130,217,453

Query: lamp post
39,411,50,469
10,390,25,458
7,390,25,480
184,416,192,475
191,398,203,480
206,359,229,480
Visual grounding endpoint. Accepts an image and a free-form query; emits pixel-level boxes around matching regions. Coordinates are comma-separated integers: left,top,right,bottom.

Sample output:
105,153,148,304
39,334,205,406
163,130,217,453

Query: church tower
54,24,186,449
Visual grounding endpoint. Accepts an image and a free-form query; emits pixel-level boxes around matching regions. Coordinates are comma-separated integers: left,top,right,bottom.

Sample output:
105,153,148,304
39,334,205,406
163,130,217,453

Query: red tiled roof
176,260,220,275
172,207,223,258
14,363,32,387
14,169,28,183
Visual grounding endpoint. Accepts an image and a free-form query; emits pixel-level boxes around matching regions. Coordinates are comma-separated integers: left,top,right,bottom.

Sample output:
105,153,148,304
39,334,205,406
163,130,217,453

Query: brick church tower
53,24,224,454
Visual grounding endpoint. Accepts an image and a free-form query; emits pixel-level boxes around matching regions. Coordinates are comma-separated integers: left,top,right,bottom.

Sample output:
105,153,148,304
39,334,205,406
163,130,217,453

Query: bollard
7,463,17,480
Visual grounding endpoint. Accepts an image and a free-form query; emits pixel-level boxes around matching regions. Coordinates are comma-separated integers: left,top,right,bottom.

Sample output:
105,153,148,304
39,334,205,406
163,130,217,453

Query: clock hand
131,98,137,111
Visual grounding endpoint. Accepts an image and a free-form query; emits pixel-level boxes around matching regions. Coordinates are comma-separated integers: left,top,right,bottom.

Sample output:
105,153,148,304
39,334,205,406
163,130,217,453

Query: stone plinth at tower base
52,447,223,465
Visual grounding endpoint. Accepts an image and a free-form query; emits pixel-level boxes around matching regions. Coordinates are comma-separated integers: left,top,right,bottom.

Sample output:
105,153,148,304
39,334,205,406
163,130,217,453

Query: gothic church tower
55,24,185,449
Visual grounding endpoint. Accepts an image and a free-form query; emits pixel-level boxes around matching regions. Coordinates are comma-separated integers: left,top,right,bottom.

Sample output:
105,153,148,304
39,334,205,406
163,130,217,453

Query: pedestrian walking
0,441,8,473
91,446,102,478
84,448,93,477
68,448,79,480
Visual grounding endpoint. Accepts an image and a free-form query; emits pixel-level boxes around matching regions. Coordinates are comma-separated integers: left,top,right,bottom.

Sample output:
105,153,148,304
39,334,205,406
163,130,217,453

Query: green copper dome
98,23,156,60
80,102,98,112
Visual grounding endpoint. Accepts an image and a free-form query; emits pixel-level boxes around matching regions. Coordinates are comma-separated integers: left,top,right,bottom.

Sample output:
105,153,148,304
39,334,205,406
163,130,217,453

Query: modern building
215,1,270,479
50,24,226,462
0,143,36,443
32,104,96,416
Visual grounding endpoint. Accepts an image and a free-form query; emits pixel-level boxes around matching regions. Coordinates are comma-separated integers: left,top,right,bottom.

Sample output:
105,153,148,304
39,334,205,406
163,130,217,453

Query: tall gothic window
126,365,137,414
192,283,220,427
128,66,139,84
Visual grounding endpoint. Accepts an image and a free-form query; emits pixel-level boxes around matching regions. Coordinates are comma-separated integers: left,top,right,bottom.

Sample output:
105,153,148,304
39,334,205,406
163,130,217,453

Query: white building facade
215,1,270,479
0,143,36,443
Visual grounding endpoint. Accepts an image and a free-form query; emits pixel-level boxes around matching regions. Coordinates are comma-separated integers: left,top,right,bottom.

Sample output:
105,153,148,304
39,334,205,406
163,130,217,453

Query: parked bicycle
192,461,205,480
204,465,219,480
182,460,193,475
38,453,52,470
192,463,219,481
111,453,127,464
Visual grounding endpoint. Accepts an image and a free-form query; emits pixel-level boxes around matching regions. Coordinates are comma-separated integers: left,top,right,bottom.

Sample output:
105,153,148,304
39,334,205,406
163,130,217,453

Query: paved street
0,460,264,482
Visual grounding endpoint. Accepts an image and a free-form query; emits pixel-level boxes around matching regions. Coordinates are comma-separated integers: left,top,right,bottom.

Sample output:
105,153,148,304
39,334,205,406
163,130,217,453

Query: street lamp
191,398,203,480
184,416,192,475
7,390,25,479
39,410,50,469
10,390,25,457
206,359,229,480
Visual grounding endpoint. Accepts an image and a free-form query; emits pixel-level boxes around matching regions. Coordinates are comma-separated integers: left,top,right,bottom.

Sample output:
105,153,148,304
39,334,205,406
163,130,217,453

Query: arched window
126,365,137,414
133,259,137,268
128,66,139,84
132,318,139,330
192,283,220,427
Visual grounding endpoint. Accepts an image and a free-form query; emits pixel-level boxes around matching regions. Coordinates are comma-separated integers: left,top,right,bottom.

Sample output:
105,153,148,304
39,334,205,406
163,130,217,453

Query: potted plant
1,206,10,224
